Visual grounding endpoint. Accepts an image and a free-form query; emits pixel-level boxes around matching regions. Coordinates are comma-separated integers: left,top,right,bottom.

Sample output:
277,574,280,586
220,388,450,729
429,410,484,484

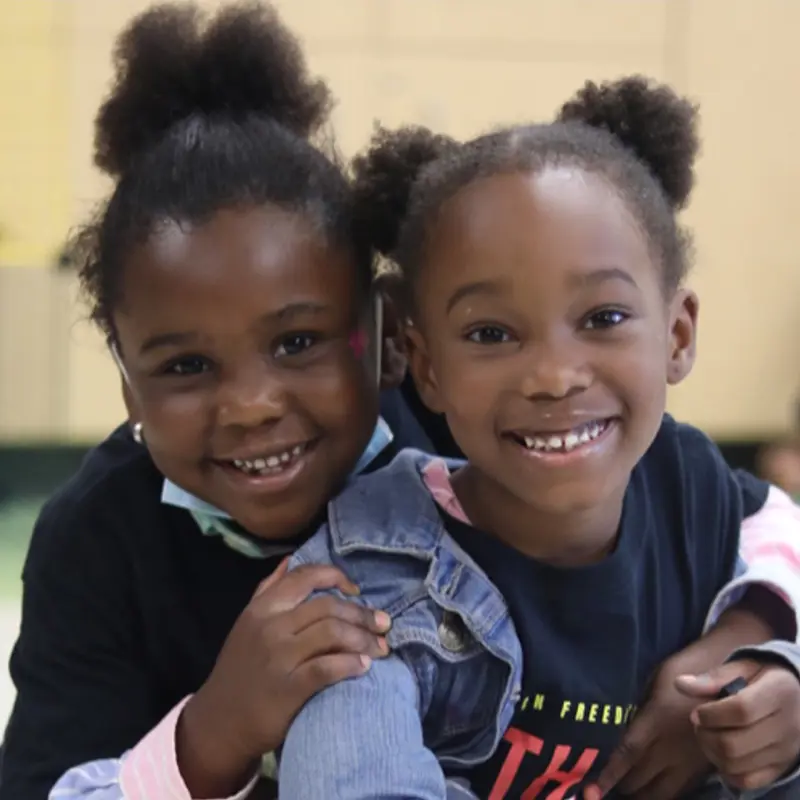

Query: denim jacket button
438,611,468,652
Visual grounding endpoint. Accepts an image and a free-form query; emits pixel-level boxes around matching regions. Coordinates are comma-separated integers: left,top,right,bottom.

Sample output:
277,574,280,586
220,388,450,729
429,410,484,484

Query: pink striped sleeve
119,697,258,800
707,486,800,637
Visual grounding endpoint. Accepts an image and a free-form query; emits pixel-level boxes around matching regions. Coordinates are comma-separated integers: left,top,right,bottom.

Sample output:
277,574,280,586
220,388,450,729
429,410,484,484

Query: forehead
118,205,357,323
425,167,650,281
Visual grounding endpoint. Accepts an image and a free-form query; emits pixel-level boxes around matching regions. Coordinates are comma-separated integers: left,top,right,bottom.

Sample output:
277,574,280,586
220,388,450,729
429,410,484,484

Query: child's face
408,167,697,520
114,205,379,538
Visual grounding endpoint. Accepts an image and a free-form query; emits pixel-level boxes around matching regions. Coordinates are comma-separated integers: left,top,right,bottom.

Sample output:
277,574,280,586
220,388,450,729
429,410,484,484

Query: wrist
663,603,775,682
728,584,797,641
176,690,261,798
692,588,781,670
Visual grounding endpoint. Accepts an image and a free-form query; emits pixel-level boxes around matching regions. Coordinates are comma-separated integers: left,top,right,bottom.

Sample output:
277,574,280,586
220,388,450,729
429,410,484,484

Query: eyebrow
571,267,638,290
446,279,507,314
138,302,331,356
139,331,197,356
270,301,330,322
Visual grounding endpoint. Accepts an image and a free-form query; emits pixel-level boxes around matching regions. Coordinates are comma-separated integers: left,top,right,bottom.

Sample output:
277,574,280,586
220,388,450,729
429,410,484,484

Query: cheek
430,344,498,425
607,333,670,419
137,390,211,460
295,357,379,434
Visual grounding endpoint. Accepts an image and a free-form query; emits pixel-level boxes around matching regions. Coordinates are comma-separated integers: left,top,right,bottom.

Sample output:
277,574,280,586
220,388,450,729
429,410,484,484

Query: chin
234,505,315,540
523,483,611,516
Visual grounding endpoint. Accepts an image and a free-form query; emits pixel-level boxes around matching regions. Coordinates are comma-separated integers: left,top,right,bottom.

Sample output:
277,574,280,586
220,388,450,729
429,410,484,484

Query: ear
375,282,408,390
405,324,444,414
666,288,698,386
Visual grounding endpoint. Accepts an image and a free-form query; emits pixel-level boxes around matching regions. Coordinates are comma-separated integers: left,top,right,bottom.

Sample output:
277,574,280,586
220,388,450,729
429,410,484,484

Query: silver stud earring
132,422,144,444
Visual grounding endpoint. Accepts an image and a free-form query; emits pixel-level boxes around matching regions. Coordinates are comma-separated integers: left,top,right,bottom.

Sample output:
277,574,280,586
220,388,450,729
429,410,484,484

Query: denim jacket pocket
387,597,516,769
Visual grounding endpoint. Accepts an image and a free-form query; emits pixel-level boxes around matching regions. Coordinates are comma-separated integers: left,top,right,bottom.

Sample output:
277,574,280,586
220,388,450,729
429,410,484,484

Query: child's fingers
591,698,660,795
253,563,360,614
696,724,788,791
293,617,389,665
252,556,290,598
293,652,373,697
674,659,761,701
291,593,391,637
724,765,789,793
693,669,778,730
695,717,780,769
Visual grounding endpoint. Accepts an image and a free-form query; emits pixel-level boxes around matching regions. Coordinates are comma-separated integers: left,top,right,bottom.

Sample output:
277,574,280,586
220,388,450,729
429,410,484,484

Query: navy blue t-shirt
444,416,768,800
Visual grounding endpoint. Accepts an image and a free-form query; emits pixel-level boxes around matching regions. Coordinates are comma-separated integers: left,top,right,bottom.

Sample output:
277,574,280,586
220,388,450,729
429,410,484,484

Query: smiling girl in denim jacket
279,78,800,800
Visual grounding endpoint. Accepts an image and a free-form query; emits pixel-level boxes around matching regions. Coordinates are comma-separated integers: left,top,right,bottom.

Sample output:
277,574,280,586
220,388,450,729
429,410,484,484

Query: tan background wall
1,0,799,442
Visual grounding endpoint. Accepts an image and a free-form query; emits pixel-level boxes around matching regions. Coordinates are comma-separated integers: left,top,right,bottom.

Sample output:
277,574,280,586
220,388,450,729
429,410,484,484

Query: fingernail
681,673,712,685
360,654,372,670
343,583,361,596
375,611,392,631
378,636,389,655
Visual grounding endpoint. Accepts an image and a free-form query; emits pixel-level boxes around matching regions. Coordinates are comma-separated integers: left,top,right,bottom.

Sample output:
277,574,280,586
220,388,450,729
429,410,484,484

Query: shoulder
634,416,767,581
643,415,769,515
309,447,448,556
291,448,448,612
645,413,725,472
23,424,172,583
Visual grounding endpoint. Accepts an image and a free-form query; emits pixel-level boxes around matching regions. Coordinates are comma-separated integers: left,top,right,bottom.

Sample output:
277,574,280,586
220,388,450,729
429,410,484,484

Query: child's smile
505,416,618,462
214,437,319,495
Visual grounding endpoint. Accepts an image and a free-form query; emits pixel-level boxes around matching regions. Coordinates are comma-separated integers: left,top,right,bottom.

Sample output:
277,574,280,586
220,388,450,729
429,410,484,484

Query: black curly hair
352,76,700,311
73,1,370,340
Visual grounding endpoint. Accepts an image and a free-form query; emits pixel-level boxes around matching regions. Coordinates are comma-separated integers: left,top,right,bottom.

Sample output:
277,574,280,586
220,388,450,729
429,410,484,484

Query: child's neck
451,464,626,568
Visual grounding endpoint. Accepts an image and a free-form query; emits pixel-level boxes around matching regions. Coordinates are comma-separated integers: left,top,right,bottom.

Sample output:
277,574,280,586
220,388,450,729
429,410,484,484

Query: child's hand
586,654,712,800
676,659,800,791
175,560,392,797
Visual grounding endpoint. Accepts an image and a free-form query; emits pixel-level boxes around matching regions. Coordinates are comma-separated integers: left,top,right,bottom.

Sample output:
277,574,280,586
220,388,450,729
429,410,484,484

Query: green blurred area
0,494,39,723
0,497,42,600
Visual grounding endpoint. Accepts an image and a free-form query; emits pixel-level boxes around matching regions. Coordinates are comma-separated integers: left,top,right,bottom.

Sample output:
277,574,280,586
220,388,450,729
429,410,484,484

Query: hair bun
557,75,699,209
94,1,331,177
352,125,458,257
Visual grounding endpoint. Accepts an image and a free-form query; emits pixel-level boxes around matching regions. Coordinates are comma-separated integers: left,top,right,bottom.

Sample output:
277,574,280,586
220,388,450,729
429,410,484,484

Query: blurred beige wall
1,0,799,442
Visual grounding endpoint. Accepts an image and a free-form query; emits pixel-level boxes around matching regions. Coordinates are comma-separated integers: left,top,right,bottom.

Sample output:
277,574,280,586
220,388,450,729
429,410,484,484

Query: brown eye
584,309,629,330
466,325,511,344
164,356,210,375
274,333,318,357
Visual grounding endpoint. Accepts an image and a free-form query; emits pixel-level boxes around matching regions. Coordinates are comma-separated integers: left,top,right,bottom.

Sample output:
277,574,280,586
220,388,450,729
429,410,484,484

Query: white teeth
518,420,609,454
229,443,308,475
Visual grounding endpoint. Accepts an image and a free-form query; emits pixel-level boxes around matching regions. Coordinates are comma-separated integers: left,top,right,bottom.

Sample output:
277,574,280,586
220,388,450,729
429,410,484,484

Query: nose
216,360,287,428
519,337,591,401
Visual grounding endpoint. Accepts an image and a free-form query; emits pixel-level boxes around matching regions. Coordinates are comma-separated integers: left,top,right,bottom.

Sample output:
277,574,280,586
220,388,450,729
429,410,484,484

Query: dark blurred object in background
758,439,800,501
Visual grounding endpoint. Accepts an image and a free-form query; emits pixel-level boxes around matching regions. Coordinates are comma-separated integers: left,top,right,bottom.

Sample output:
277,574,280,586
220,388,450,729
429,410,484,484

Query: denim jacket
282,450,520,798
279,450,800,800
